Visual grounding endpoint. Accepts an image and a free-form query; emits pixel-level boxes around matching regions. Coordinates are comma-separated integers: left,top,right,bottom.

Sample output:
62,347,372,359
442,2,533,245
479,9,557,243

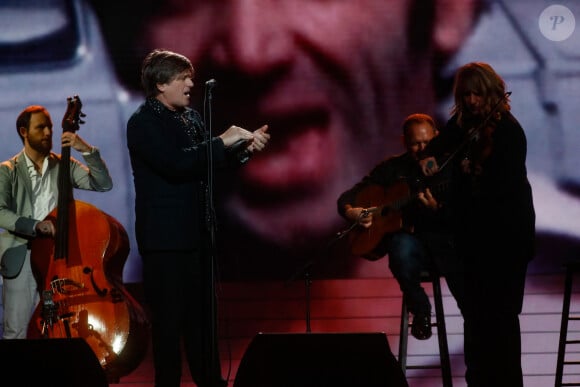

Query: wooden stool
398,270,453,387
555,259,580,387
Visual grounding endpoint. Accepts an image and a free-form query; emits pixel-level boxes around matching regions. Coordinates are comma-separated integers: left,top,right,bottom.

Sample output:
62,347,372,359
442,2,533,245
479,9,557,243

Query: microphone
205,78,217,88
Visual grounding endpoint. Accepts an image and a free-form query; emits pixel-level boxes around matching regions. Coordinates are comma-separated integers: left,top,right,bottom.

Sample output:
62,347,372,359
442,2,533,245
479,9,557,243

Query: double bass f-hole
83,266,109,297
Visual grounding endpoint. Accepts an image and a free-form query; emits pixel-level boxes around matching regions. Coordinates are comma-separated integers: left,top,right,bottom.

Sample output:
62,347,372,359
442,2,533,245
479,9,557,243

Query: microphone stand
285,229,352,333
203,80,219,386
286,260,314,333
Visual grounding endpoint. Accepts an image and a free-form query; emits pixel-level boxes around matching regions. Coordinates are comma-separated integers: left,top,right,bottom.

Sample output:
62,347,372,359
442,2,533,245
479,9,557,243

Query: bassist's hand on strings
62,132,93,154
35,220,55,237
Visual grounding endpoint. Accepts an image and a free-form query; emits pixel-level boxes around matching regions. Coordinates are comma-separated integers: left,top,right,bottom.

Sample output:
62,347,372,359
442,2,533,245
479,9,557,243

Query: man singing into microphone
126,49,270,387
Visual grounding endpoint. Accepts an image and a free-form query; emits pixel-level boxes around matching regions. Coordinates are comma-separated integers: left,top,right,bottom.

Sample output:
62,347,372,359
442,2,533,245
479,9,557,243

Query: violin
434,91,511,175
461,112,500,175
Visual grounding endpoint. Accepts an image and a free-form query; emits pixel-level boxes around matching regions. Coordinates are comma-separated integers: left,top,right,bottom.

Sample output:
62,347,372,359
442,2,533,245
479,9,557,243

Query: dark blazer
127,100,239,253
0,149,112,278
426,111,536,262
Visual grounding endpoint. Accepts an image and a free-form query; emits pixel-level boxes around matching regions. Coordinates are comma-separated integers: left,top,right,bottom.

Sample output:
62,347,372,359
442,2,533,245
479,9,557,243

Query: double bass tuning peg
78,107,87,126
74,96,86,124
62,95,86,131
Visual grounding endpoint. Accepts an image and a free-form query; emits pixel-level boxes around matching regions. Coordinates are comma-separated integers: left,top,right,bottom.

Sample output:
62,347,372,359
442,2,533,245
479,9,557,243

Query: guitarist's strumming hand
345,206,375,228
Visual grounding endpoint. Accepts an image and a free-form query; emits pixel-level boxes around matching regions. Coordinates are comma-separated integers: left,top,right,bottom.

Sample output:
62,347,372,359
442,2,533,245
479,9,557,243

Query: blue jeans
387,231,462,316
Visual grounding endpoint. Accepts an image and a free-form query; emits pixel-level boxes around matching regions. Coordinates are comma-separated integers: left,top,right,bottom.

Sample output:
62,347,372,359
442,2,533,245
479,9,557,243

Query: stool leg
399,295,409,373
432,276,453,387
555,265,573,387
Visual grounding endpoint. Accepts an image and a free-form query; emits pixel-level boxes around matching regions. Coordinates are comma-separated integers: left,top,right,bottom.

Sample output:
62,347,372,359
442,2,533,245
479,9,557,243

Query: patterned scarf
146,97,206,150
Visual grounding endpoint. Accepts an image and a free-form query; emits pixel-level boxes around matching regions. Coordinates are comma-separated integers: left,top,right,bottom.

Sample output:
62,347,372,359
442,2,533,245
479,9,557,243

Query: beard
29,138,52,155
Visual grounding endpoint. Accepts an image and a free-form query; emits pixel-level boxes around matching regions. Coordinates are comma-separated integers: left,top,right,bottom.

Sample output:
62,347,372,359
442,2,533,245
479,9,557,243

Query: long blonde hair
451,62,510,127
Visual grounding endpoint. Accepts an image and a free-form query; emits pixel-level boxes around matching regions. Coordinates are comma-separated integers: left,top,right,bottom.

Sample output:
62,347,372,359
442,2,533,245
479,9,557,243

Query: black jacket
424,111,536,262
127,99,241,252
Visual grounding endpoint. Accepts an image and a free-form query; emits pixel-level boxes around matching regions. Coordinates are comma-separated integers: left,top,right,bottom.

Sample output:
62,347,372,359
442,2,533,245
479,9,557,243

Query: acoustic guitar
347,178,449,260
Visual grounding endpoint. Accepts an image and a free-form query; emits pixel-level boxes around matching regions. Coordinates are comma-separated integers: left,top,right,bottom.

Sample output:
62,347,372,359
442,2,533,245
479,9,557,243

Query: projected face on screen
91,0,481,278
5,0,576,281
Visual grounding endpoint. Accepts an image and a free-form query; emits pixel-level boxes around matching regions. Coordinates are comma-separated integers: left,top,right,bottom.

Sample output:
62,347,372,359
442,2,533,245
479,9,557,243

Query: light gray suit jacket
0,149,112,278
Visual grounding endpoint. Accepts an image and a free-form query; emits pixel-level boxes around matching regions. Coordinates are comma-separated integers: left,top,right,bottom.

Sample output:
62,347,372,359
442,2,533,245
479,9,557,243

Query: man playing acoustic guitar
337,113,464,340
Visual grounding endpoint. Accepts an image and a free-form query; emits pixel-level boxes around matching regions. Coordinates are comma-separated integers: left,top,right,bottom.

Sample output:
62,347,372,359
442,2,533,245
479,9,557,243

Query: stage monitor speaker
233,332,408,387
0,338,108,387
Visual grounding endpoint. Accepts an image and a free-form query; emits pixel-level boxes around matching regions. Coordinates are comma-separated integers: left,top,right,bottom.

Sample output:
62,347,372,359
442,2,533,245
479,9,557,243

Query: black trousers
142,250,222,387
462,251,528,387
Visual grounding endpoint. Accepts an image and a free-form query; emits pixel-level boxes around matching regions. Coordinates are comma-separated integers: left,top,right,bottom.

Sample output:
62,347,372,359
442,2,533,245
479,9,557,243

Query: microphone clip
205,79,217,89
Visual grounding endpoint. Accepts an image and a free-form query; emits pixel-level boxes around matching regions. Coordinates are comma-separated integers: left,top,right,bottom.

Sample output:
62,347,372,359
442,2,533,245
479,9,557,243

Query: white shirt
24,152,57,221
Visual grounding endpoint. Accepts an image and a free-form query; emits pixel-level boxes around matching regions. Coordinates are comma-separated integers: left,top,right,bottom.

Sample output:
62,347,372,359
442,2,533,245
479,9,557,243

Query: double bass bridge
50,276,86,295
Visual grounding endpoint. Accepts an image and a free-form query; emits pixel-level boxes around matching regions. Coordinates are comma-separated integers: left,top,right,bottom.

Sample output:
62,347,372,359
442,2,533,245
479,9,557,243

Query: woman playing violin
420,62,536,387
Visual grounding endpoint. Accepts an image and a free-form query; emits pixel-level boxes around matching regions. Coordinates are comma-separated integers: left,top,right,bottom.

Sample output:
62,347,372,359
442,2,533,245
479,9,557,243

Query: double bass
27,96,149,382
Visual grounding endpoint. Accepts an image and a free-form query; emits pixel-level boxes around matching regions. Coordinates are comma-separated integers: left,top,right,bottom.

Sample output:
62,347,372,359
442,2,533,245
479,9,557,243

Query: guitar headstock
61,95,86,133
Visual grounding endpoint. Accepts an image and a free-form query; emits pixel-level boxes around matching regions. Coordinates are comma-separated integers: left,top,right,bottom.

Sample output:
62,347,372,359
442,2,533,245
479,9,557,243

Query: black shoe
411,313,432,340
